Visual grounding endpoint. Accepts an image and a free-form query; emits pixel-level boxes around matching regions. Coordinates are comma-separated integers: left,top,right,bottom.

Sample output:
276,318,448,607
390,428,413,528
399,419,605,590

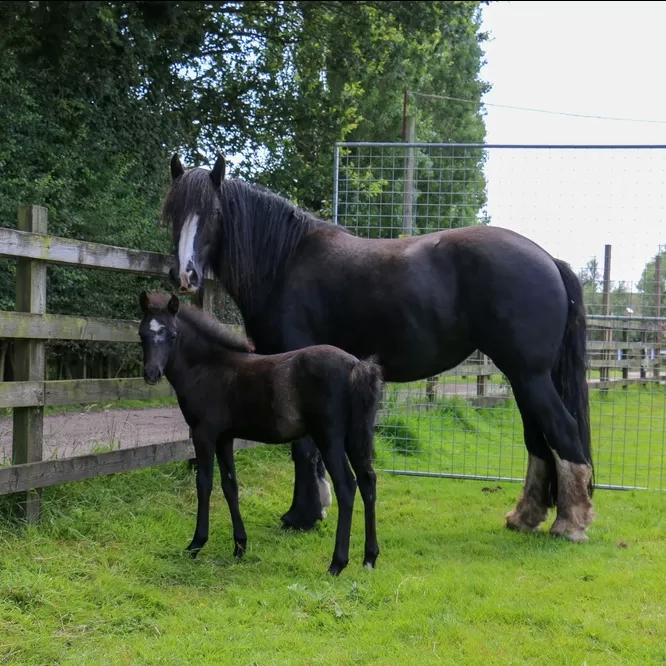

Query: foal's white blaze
149,319,165,333
178,213,199,290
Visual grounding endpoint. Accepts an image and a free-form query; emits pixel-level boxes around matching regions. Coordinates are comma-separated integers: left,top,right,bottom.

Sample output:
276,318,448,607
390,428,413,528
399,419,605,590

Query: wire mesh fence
334,142,666,490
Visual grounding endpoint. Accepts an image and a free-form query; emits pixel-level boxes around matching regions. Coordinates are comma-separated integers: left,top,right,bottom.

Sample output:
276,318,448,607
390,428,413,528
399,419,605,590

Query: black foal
138,291,383,575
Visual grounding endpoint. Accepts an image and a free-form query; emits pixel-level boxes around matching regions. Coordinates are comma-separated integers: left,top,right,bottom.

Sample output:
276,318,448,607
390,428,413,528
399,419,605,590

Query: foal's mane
146,292,251,353
162,167,347,317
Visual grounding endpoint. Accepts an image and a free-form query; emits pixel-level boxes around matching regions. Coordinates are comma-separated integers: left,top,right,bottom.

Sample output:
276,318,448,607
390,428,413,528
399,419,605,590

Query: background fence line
333,141,666,491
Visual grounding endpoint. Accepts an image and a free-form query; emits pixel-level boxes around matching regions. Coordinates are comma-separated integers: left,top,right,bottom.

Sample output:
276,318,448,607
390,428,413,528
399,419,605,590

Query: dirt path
0,406,189,462
0,381,509,462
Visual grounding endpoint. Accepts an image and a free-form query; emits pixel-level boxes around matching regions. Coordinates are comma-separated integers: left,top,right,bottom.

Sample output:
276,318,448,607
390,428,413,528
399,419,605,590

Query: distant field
374,383,666,490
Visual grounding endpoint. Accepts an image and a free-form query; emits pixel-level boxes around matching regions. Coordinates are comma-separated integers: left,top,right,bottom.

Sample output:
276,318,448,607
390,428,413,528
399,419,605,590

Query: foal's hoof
363,551,379,569
186,547,200,560
233,542,246,559
327,560,348,577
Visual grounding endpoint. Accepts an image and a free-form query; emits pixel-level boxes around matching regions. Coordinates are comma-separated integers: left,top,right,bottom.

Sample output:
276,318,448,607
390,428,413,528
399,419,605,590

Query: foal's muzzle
144,368,163,385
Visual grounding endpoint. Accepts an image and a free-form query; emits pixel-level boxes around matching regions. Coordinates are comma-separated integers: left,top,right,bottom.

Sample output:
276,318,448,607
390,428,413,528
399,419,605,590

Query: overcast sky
480,1,666,285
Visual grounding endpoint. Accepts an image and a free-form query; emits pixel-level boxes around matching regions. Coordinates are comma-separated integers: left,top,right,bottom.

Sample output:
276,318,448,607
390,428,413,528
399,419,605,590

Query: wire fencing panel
334,142,666,490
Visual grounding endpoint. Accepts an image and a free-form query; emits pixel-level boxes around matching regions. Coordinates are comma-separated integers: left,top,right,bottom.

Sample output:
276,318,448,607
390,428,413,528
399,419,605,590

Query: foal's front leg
215,436,247,559
187,431,216,558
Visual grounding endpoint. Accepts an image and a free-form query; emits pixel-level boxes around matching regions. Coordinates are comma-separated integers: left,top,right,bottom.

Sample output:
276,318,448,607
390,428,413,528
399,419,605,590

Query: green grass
374,385,666,490
1,446,666,665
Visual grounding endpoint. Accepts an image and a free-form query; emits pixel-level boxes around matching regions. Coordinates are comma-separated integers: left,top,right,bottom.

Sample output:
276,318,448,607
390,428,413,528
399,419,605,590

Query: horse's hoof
186,547,200,560
233,543,246,559
280,510,319,532
328,559,348,576
505,509,539,533
363,560,376,570
550,519,589,543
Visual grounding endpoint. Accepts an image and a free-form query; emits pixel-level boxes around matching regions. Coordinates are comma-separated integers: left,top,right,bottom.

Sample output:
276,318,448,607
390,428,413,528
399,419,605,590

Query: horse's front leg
281,435,328,531
215,436,247,559
186,430,215,558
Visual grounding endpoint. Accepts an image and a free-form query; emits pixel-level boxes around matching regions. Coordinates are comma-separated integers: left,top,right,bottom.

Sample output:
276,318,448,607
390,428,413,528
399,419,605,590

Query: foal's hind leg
316,435,358,576
346,447,379,569
505,406,553,533
215,436,247,559
513,375,594,542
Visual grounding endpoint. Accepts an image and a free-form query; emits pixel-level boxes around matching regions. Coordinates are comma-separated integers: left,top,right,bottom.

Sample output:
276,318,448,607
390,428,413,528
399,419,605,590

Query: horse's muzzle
178,263,200,294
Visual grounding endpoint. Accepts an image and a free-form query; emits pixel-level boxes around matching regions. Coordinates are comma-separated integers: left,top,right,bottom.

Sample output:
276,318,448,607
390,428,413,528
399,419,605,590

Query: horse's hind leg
505,404,553,533
215,436,247,559
513,375,594,542
281,436,328,531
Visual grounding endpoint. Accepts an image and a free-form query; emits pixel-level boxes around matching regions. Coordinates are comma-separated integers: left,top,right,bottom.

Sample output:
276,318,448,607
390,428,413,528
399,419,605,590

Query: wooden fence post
476,353,488,398
599,244,612,391
402,115,416,237
12,205,48,521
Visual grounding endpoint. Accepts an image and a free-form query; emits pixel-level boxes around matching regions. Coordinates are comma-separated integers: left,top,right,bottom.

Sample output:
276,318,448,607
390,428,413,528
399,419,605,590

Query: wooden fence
0,205,257,521
1,207,663,520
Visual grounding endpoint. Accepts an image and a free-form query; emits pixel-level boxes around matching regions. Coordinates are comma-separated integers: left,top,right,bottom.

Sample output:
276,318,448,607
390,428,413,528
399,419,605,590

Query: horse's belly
378,337,475,383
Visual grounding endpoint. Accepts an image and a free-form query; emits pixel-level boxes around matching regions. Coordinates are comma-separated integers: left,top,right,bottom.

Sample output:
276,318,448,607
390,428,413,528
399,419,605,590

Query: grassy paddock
1,445,666,665
375,383,666,490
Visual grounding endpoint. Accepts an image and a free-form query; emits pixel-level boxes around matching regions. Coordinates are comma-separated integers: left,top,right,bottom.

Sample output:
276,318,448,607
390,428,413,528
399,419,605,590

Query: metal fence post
12,205,48,522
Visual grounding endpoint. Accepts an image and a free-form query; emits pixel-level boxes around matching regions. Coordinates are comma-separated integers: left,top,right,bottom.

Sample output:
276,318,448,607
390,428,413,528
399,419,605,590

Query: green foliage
376,414,421,456
0,1,490,378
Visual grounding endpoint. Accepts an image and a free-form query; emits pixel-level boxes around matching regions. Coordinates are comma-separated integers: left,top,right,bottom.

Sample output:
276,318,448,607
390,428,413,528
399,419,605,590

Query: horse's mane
145,292,251,353
162,167,348,318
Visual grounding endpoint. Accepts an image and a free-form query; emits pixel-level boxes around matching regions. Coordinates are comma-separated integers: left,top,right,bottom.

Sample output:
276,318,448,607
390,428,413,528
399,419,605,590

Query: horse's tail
551,258,594,499
347,355,383,466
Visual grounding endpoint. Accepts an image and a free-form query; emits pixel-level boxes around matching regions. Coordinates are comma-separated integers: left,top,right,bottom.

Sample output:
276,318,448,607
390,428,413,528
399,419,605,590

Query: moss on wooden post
12,205,48,522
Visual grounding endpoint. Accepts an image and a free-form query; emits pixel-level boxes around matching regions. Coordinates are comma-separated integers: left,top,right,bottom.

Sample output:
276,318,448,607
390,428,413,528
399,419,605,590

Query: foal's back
222,344,362,444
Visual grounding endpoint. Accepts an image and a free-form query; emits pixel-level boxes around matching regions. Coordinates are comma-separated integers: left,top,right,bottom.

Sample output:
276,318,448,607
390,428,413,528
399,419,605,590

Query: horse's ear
139,291,149,313
170,154,184,181
167,294,180,316
210,153,226,188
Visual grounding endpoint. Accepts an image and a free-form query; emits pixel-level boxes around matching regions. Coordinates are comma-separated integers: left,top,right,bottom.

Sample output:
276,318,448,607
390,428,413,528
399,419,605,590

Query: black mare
138,291,382,575
164,153,595,543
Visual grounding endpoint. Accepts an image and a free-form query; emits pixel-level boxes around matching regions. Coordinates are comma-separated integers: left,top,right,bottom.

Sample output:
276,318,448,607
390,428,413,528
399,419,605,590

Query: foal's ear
139,291,149,313
170,153,184,180
167,294,180,316
210,153,226,187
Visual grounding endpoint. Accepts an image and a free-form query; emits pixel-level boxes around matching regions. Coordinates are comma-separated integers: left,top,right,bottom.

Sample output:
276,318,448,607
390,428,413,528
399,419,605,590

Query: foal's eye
169,331,177,340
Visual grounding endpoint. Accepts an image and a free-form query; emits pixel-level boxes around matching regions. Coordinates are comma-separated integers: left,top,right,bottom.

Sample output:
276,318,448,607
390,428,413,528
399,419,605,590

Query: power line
409,90,666,126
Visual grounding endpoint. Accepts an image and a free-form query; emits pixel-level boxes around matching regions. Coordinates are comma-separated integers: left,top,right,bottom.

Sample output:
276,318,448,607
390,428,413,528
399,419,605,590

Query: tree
0,1,490,378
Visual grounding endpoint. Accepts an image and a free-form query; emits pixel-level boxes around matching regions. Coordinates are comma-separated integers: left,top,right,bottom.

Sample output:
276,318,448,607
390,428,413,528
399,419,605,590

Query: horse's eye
169,331,177,340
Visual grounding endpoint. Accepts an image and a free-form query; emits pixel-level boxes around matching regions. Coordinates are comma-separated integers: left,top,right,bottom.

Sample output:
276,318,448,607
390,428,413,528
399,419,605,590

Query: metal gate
333,142,666,490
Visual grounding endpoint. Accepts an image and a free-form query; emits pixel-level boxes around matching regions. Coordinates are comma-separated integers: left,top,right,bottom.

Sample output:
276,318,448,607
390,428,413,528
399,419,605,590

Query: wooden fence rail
1,207,665,518
0,206,247,520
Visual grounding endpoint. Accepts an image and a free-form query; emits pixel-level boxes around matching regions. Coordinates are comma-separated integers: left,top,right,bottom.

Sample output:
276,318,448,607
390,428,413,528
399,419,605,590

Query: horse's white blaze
178,213,199,288
149,319,165,333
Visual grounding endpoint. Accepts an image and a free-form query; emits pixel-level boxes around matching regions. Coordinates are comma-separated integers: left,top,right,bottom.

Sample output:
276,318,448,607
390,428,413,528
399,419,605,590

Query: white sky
480,1,666,286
